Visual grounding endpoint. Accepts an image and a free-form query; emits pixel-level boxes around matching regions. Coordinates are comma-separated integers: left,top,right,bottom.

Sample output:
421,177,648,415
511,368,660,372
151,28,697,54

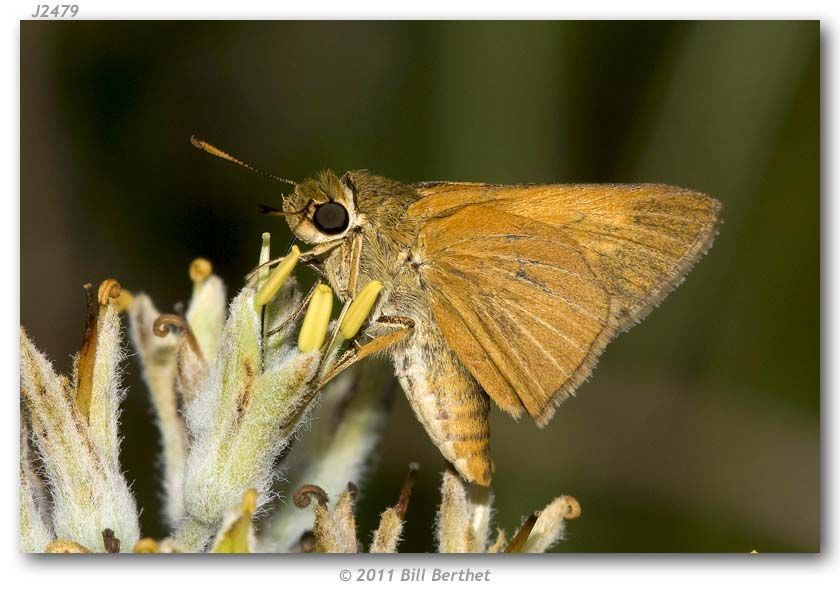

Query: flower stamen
189,257,213,284
297,284,333,352
338,280,383,339
255,246,300,308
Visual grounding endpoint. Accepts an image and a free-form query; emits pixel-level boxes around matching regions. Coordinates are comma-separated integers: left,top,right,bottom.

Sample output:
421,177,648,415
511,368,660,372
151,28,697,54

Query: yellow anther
133,538,160,553
297,284,333,352
189,257,213,283
45,539,92,553
254,246,300,308
339,280,383,339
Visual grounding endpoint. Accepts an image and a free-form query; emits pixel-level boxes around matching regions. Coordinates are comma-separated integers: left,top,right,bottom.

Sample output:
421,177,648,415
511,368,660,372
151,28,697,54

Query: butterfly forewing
410,183,722,426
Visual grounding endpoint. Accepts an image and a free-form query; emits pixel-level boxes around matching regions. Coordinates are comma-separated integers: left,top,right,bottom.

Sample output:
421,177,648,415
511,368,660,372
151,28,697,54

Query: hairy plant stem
175,517,215,552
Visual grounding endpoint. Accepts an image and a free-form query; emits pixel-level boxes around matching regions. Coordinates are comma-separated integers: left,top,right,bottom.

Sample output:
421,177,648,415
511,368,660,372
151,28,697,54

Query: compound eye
312,202,350,234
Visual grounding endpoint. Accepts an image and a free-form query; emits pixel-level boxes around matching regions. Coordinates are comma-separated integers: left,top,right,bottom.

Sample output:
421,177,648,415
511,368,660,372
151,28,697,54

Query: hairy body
291,172,493,482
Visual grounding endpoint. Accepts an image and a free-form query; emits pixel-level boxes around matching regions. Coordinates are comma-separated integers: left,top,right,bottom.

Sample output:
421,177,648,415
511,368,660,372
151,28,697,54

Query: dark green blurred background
20,21,819,552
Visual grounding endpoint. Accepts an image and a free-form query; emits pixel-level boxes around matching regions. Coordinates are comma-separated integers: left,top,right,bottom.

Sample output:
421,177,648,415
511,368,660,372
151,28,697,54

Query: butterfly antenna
190,135,297,187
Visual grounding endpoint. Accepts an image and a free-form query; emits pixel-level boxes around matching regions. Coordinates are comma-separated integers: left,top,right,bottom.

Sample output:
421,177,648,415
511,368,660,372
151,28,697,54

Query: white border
2,3,833,599
3,0,830,19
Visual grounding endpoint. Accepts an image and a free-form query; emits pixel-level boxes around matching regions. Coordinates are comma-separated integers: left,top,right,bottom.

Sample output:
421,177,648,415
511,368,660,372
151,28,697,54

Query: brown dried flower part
294,484,330,509
97,278,122,306
504,514,539,553
75,280,118,420
20,276,140,552
395,462,419,519
289,462,579,554
516,494,581,553
154,313,205,362
102,528,121,553
563,495,582,520
295,483,358,553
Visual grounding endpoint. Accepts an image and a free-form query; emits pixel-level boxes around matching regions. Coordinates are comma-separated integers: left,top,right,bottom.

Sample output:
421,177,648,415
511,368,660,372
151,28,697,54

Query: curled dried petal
153,314,204,362
563,495,581,520
97,278,122,306
294,484,329,508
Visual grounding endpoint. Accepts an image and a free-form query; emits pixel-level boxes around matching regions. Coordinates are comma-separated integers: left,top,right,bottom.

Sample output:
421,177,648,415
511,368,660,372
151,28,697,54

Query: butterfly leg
314,315,415,391
245,238,343,281
321,229,365,358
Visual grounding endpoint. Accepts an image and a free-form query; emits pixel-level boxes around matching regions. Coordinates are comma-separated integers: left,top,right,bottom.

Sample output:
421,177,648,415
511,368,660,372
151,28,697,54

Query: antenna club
189,134,297,187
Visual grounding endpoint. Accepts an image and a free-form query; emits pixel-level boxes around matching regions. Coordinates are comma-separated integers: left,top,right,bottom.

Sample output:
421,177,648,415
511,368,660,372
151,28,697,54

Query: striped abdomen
390,322,493,485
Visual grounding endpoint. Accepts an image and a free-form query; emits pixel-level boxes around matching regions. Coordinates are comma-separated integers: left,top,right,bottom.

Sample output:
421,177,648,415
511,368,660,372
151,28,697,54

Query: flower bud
189,257,213,284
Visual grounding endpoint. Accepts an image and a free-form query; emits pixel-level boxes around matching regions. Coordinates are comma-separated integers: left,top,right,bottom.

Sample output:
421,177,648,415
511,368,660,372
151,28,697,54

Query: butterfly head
282,170,360,245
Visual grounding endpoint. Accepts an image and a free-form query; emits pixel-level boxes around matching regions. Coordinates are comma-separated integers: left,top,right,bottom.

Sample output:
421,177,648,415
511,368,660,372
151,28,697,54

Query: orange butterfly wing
409,183,722,426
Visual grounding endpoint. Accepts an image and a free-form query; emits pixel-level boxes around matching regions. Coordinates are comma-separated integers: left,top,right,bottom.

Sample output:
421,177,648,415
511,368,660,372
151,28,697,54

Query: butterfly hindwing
410,183,721,426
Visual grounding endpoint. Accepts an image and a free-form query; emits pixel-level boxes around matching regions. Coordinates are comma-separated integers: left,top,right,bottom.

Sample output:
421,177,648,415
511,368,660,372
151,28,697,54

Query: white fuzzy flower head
20,279,140,552
20,232,581,554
